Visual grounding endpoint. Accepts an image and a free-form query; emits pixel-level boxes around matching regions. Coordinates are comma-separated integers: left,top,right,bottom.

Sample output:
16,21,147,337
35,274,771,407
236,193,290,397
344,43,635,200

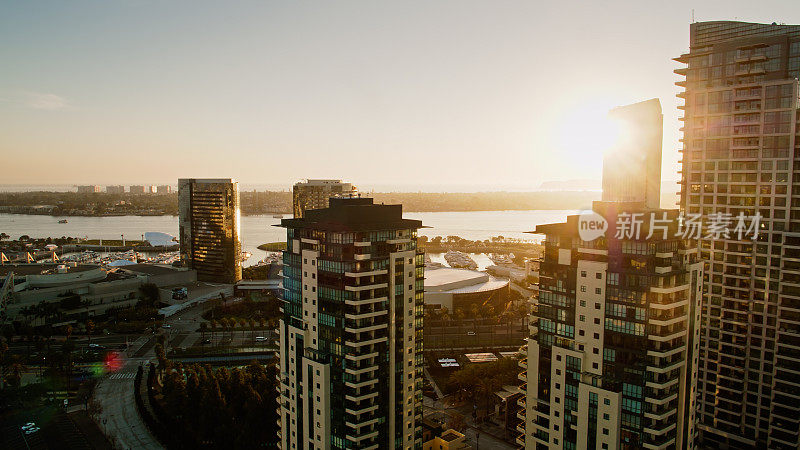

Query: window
604,398,610,405
595,302,601,310
596,273,602,279
581,271,587,277
581,286,587,293
595,288,602,295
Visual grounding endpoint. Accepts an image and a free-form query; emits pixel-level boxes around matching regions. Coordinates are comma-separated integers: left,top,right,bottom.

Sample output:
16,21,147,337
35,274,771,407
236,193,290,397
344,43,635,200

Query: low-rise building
423,429,470,450
424,266,509,313
1,263,197,325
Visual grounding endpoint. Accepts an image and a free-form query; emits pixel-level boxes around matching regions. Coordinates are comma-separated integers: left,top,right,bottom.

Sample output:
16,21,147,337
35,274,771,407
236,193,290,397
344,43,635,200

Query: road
90,303,210,450
92,338,161,450
90,300,279,449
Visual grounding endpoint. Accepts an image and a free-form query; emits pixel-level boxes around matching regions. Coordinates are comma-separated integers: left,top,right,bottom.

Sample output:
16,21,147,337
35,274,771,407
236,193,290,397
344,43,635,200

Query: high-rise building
519,203,703,450
156,185,172,195
178,178,242,284
106,185,125,194
276,197,424,449
292,179,358,218
674,21,800,448
77,185,101,193
129,185,146,194
602,99,663,209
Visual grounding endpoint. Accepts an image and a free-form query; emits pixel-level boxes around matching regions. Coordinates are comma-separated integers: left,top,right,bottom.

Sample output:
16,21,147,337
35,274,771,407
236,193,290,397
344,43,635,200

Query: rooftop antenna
691,9,695,23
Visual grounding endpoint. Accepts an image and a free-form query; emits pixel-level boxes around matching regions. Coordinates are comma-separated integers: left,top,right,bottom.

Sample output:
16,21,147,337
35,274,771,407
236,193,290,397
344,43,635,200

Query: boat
240,251,252,262
444,250,478,270
490,253,514,265
272,214,284,219
58,219,68,224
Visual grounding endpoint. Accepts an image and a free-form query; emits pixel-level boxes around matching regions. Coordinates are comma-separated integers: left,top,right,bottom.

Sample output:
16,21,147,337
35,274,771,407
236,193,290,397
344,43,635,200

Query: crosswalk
108,372,136,380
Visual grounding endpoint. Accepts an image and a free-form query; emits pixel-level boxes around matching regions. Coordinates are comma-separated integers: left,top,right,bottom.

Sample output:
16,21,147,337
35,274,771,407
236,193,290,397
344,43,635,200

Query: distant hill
538,179,600,191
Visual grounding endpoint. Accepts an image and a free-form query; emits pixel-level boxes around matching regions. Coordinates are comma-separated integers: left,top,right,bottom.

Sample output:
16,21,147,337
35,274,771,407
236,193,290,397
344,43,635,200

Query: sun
555,103,628,159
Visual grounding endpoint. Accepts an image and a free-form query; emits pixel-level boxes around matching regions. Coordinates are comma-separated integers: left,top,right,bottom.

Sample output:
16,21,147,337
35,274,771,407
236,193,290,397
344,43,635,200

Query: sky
2,1,799,192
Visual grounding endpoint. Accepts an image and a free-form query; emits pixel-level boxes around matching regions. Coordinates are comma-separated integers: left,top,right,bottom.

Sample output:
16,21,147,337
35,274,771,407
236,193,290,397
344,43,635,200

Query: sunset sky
2,1,799,191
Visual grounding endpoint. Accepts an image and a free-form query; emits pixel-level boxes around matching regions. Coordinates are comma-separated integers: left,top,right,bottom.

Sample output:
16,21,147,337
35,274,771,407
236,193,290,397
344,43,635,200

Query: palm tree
86,319,95,346
475,376,500,420
6,362,25,388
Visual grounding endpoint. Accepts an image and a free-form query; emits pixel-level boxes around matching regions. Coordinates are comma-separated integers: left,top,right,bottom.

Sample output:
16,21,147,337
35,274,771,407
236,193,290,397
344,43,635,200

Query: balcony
649,315,686,327
345,429,379,444
345,282,388,292
345,417,380,429
345,309,388,321
345,361,379,375
345,377,380,389
346,350,379,361
345,404,379,415
345,296,388,306
345,323,386,334
345,389,380,402
345,269,388,277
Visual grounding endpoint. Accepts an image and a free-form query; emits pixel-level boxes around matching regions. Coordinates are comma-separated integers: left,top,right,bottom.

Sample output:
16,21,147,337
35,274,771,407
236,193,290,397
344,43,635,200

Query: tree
0,232,9,241
86,319,95,345
476,376,500,417
5,362,24,388
138,283,160,307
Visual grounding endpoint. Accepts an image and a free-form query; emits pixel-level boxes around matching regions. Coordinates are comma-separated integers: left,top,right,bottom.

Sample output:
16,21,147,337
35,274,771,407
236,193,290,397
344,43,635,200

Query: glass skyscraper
675,21,800,449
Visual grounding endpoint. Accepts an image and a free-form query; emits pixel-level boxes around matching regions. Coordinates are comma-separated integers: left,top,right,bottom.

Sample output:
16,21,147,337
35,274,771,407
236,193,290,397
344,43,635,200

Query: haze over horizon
2,1,799,189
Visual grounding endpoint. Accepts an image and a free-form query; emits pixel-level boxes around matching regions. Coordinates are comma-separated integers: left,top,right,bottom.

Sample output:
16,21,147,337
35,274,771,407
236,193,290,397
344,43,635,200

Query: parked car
255,336,268,342
466,331,476,336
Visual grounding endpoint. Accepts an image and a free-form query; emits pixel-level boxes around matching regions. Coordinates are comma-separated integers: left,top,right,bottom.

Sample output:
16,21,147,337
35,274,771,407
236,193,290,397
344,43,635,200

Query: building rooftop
119,264,184,276
440,431,462,442
295,179,348,186
424,266,508,294
279,197,422,231
0,264,99,276
178,178,234,183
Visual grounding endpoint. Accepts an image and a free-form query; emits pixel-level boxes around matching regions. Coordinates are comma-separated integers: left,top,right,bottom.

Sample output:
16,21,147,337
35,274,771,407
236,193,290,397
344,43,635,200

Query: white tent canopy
145,232,178,247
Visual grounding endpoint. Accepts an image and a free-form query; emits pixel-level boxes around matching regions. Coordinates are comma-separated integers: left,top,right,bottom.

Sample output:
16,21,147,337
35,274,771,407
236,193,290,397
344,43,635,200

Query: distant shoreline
0,207,577,218
0,190,607,216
